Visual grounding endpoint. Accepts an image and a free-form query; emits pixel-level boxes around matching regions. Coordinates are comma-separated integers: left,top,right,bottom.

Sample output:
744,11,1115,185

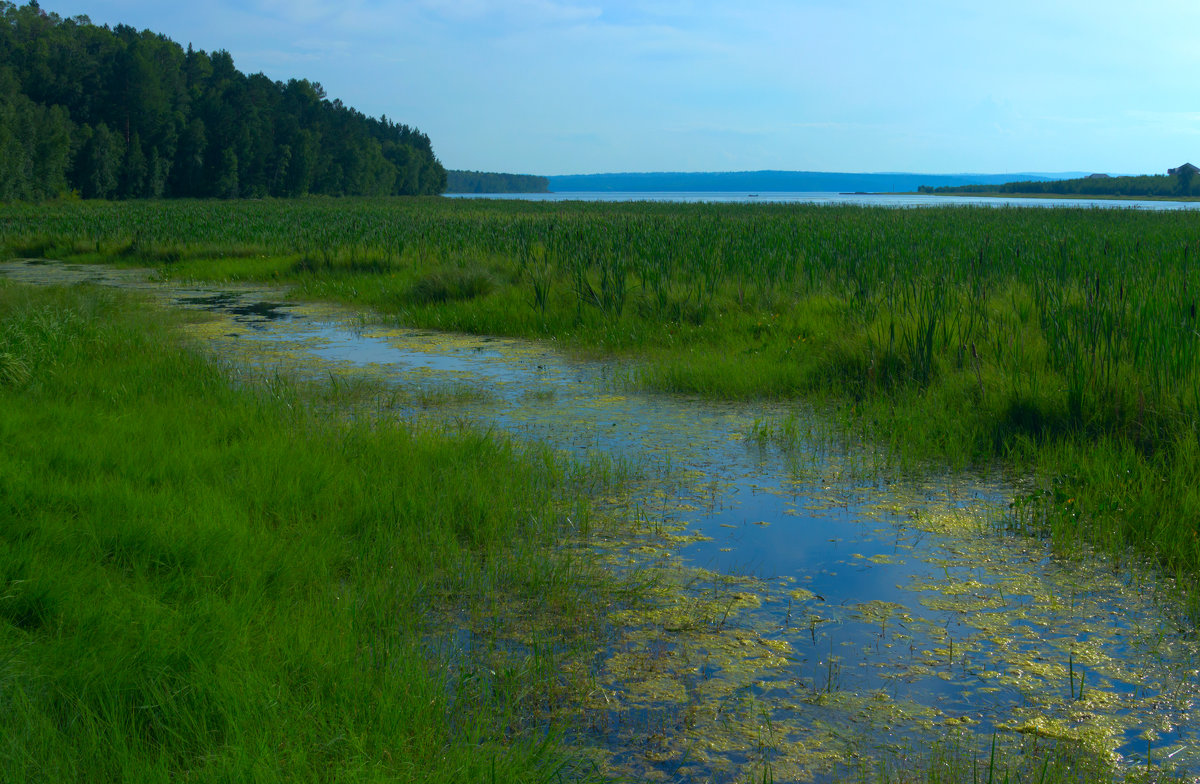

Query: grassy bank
4,198,1199,610
0,281,616,782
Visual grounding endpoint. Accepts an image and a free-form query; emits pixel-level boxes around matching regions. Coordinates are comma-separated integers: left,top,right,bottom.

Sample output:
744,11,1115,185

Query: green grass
0,282,613,782
4,198,1198,610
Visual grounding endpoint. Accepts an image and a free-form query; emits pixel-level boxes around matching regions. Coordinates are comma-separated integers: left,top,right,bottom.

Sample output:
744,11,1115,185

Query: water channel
4,259,1198,782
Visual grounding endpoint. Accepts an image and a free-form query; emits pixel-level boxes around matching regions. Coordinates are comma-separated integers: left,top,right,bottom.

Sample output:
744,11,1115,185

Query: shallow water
4,260,1198,781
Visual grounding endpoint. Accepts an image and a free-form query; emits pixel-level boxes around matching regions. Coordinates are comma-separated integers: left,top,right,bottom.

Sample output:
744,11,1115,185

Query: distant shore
897,191,1200,203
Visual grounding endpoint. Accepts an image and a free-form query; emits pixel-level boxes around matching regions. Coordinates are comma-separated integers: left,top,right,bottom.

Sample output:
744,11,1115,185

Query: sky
37,0,1200,176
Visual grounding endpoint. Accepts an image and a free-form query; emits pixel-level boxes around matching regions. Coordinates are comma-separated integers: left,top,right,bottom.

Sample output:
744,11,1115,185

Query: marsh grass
4,199,1196,781
6,199,1200,603
0,283,617,782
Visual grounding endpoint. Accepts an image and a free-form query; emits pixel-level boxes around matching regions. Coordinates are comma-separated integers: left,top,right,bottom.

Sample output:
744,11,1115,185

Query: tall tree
78,121,120,198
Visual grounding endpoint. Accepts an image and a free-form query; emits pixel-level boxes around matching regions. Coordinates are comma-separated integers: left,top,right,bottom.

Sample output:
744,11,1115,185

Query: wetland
3,257,1198,782
4,198,1200,781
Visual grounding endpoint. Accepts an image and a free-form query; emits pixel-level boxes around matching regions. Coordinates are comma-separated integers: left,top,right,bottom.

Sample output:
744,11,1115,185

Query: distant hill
445,171,549,194
546,170,1086,194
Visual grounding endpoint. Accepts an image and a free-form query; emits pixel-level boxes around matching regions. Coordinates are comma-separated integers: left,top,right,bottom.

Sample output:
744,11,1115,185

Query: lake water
4,260,1199,782
448,191,1200,210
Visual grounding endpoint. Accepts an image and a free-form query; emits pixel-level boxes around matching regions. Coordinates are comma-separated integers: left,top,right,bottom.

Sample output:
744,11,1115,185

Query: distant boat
748,193,759,198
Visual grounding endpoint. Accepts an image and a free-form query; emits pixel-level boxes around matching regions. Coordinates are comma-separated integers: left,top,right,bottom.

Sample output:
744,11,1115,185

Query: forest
919,169,1199,198
445,170,549,194
0,1,446,200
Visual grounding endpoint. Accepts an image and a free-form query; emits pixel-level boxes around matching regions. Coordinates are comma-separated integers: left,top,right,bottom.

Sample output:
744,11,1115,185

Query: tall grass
4,198,1200,605
0,282,611,782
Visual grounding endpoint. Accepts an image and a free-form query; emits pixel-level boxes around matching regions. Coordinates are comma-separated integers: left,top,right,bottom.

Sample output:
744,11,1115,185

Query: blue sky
40,0,1200,176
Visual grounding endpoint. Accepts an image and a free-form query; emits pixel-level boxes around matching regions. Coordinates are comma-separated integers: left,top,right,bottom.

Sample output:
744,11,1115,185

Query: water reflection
177,293,292,323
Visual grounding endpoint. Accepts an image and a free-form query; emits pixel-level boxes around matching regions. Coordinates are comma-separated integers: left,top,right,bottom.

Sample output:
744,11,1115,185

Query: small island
919,164,1200,200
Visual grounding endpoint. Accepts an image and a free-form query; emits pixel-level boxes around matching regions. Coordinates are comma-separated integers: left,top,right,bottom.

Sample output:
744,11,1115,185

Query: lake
448,191,1200,210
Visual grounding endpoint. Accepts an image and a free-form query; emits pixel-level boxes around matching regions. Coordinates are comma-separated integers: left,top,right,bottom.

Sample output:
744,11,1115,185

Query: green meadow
0,281,623,782
4,196,1199,781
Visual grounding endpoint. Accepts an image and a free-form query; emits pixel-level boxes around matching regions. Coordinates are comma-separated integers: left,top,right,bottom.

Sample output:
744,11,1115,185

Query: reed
4,197,1200,598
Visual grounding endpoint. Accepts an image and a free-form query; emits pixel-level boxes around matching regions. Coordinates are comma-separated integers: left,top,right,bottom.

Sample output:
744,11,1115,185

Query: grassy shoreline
0,281,624,782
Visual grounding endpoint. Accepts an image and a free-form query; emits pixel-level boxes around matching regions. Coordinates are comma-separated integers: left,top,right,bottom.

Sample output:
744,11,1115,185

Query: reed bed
4,197,1200,604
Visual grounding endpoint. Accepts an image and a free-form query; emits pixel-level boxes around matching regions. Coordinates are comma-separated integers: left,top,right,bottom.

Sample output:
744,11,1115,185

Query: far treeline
0,1,446,200
919,166,1200,199
445,170,549,194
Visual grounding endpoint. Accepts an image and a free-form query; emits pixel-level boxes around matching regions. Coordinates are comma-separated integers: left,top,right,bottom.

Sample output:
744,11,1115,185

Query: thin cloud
416,0,602,25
